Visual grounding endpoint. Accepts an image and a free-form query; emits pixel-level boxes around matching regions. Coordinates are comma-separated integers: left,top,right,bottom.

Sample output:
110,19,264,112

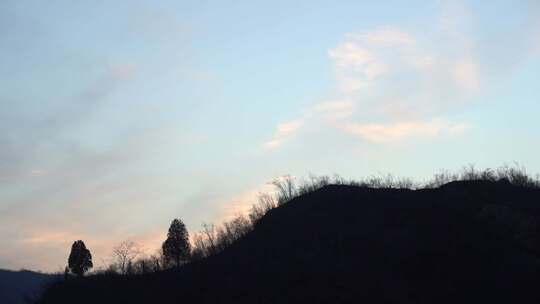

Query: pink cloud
263,119,304,150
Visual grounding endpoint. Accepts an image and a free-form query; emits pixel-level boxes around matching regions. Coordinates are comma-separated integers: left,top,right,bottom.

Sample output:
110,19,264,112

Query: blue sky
1,0,539,271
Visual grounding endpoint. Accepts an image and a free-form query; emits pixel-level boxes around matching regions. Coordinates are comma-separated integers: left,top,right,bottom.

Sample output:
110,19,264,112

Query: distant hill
39,180,540,303
0,269,59,304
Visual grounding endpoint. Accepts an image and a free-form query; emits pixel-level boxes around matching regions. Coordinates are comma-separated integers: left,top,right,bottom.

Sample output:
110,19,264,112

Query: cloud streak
339,120,470,143
263,119,305,150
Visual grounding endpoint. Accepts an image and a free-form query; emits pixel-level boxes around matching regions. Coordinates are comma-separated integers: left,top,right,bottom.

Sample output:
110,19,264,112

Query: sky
1,0,539,271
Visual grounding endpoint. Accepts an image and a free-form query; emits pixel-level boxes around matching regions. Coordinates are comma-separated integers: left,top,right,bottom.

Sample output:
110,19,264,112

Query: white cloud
328,27,421,95
321,25,479,143
328,43,373,68
339,120,468,143
263,21,480,150
263,25,477,149
348,27,416,46
330,25,481,96
262,99,356,151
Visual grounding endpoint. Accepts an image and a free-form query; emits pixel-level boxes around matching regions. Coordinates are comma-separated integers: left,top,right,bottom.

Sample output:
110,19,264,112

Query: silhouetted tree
272,175,297,205
162,218,191,267
112,240,143,274
249,193,276,224
148,250,165,272
68,240,93,277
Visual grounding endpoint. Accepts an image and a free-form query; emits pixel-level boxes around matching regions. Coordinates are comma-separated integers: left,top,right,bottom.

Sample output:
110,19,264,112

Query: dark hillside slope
0,270,59,304
40,181,540,303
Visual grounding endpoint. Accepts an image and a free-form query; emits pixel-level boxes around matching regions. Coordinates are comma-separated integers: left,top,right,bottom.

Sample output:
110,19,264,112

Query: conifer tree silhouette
68,240,93,277
162,218,191,267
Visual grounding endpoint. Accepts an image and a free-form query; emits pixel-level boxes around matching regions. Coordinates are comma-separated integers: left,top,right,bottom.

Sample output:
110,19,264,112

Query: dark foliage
67,240,93,277
39,179,540,304
162,219,191,267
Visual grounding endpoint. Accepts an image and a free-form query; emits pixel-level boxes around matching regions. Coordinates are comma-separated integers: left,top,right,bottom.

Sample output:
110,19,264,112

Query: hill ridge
39,180,540,303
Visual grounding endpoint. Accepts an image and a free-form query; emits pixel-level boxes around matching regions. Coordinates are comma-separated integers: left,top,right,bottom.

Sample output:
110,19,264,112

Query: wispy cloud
328,42,374,69
349,27,416,46
328,27,416,94
339,120,470,143
263,23,477,149
319,17,482,143
261,99,358,151
0,63,137,185
451,60,480,91
263,119,305,150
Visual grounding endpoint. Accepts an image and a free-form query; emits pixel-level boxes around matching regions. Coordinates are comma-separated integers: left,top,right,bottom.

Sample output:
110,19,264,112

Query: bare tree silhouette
112,240,144,274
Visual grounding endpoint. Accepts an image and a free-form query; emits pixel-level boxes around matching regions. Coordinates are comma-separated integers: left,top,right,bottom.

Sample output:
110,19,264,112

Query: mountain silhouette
39,180,540,303
0,269,59,304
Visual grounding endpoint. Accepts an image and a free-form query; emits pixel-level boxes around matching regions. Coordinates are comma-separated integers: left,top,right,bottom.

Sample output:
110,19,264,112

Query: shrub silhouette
67,240,93,277
162,218,191,267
